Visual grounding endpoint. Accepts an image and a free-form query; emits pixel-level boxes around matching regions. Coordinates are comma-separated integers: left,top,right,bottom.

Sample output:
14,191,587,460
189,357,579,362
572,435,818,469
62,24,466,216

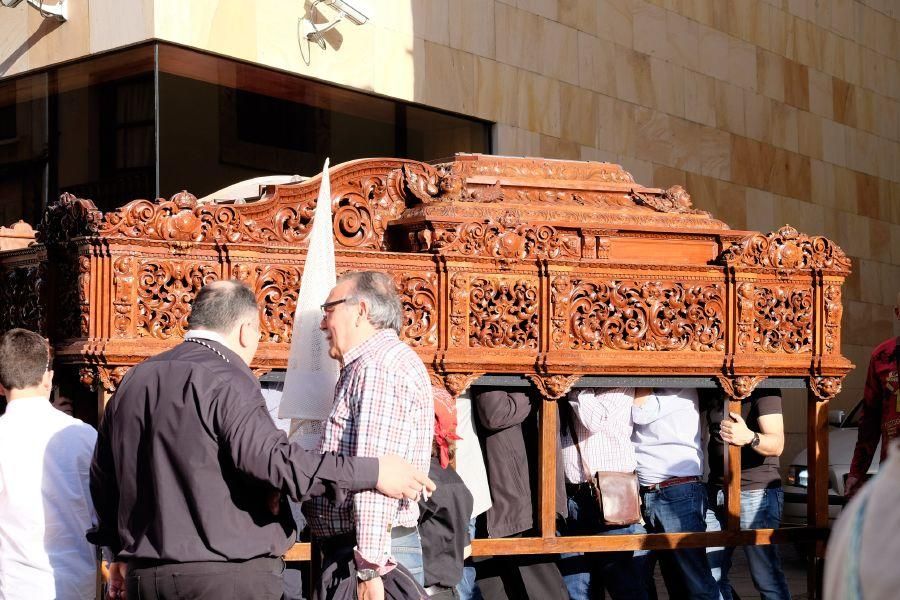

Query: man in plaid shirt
305,271,433,600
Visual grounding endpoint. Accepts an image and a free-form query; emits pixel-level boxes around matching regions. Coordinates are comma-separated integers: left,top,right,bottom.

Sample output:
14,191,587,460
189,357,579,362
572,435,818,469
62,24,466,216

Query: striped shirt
304,329,433,567
561,387,637,483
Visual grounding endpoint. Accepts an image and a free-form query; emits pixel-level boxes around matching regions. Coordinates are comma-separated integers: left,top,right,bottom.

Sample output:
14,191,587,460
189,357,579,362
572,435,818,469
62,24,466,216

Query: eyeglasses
320,297,356,316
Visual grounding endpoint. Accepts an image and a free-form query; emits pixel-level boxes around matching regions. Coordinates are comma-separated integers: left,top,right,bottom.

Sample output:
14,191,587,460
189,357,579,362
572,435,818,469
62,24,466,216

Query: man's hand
376,454,436,500
845,474,863,499
633,387,652,408
721,412,754,446
107,561,127,599
357,576,385,600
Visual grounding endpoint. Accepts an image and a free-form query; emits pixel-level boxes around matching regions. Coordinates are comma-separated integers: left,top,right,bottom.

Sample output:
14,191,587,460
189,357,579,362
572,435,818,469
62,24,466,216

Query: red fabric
850,336,900,480
432,387,461,468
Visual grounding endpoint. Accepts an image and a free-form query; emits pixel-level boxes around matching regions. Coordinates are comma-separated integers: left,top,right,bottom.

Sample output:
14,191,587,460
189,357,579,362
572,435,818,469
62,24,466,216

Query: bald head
188,280,258,334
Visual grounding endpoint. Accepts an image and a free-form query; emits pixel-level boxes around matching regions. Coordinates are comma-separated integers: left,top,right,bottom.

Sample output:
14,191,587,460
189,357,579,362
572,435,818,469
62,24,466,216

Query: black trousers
126,556,285,600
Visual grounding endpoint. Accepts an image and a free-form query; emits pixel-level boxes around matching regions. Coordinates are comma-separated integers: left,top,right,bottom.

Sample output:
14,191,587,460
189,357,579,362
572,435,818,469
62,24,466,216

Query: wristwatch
750,431,761,448
357,568,380,582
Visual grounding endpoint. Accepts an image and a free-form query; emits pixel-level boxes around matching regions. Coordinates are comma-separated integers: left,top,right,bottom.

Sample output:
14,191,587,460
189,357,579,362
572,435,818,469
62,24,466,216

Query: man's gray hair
338,271,403,333
188,280,259,333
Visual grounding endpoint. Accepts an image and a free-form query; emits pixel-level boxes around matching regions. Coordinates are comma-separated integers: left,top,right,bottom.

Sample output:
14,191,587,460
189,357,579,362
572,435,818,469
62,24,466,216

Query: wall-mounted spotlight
0,0,67,22
299,0,372,52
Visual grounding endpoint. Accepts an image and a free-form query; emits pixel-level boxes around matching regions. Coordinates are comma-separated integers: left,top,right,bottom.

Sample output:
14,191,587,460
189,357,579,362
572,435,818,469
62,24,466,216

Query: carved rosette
394,272,438,348
810,376,843,400
563,280,726,351
526,374,581,400
136,261,220,339
426,211,580,261
717,375,767,400
469,276,539,350
720,225,852,274
449,273,469,347
737,284,813,353
823,285,843,354
36,193,102,245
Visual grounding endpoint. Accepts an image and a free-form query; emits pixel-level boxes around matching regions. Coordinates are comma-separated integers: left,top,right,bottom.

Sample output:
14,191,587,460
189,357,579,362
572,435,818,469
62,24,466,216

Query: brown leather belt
640,475,701,493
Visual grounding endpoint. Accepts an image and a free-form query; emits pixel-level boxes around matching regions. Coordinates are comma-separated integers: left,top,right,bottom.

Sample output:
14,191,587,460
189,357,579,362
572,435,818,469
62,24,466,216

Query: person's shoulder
872,336,898,359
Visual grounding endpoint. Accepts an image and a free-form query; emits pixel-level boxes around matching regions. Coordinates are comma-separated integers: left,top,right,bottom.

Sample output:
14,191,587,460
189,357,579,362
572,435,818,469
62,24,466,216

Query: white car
782,400,880,526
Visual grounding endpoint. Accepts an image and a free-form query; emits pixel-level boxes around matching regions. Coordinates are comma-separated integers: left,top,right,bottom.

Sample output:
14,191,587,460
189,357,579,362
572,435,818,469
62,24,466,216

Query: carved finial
35,193,102,245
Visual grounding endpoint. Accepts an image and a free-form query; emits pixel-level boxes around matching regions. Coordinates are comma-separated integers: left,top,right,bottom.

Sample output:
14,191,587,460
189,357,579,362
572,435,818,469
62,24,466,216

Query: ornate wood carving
823,285,843,355
736,283,813,353
553,278,726,352
449,273,469,347
630,185,708,215
720,225,852,274
430,372,483,398
136,261,220,339
810,376,843,400
231,263,303,343
0,263,46,334
410,210,580,262
394,272,438,348
469,276,539,349
717,375,767,400
113,257,136,338
526,374,581,400
35,193,102,245
0,220,35,251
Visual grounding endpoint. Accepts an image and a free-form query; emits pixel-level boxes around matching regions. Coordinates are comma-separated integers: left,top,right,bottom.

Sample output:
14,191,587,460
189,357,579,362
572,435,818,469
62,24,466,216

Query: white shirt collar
184,329,230,347
3,395,51,414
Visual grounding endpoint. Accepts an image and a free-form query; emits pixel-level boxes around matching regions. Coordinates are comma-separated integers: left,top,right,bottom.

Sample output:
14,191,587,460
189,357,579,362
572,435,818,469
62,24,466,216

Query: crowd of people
0,274,896,600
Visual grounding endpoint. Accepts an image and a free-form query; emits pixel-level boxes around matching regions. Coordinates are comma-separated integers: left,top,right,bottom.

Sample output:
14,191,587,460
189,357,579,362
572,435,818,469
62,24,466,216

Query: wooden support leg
538,397,558,538
806,389,829,600
724,396,742,532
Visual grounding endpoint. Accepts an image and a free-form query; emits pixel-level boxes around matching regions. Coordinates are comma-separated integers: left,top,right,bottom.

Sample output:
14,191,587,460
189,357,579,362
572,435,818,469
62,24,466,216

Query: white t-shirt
454,392,492,519
0,397,98,600
631,388,704,487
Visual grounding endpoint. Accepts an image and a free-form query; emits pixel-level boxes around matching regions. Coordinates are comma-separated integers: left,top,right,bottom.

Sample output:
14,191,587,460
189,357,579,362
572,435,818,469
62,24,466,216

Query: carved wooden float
0,154,852,597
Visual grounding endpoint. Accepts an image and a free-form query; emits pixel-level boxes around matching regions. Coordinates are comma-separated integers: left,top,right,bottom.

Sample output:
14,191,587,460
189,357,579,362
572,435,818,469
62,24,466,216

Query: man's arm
847,354,884,496
475,390,531,431
720,412,785,457
217,376,432,503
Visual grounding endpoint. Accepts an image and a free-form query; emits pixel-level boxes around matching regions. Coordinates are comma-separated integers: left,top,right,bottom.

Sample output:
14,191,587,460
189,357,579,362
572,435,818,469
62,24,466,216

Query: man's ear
238,322,255,348
42,369,54,390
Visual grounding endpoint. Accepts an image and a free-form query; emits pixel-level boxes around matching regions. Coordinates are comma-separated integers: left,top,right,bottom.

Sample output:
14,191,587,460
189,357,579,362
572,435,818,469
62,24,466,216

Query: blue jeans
705,487,792,600
392,528,425,587
641,481,720,600
559,488,649,600
456,519,483,600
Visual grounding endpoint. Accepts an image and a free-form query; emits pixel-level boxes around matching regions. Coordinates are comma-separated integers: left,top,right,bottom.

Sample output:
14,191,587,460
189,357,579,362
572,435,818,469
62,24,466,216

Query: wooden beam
538,397,558,538
725,396,742,531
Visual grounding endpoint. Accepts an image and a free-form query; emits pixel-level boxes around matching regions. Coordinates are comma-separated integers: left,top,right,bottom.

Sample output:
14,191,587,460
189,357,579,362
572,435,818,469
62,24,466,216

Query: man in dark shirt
88,280,435,600
418,387,473,599
703,388,791,600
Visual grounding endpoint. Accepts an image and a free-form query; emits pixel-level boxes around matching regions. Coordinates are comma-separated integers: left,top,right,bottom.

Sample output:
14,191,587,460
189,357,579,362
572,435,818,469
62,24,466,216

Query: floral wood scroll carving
810,376,843,400
736,283,813,353
420,211,580,261
136,261,219,339
469,277,539,350
0,264,46,334
394,272,438,348
717,375,767,400
36,193,102,245
335,173,406,250
444,155,636,184
720,225,852,274
526,374,581,400
554,279,726,351
231,264,303,343
823,286,843,355
630,186,708,215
